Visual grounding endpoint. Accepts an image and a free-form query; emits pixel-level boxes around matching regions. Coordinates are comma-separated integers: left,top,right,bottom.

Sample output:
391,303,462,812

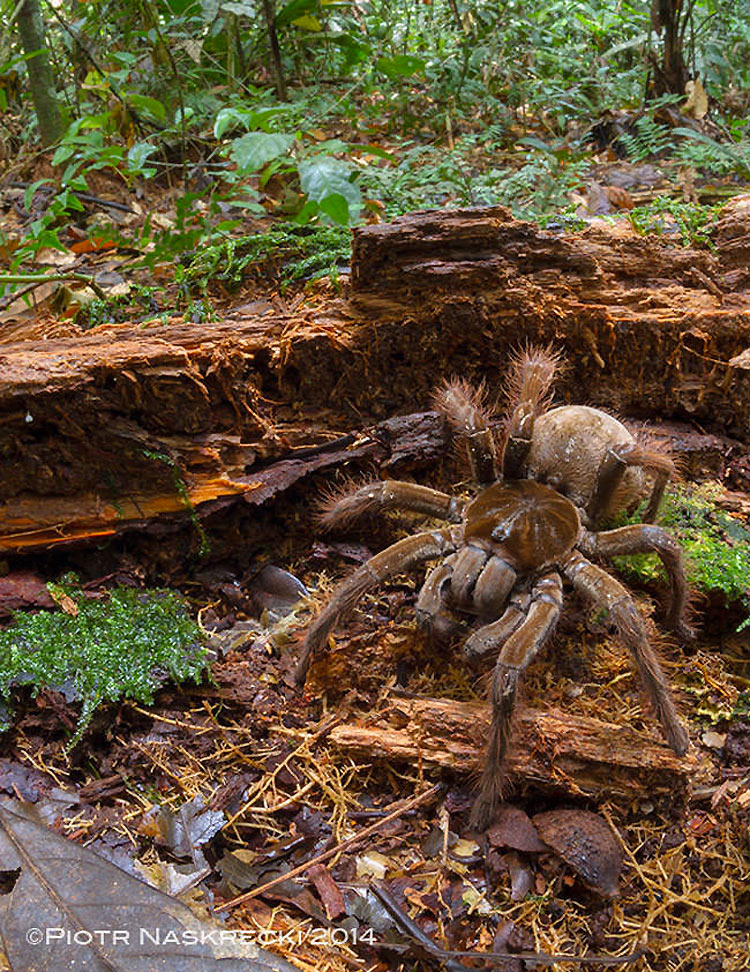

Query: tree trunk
650,0,689,96
16,0,64,146
261,0,287,100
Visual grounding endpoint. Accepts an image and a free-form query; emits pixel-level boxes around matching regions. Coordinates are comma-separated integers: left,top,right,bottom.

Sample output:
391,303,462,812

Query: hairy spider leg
319,479,464,531
563,551,689,756
462,586,530,659
294,526,464,686
579,524,695,642
502,347,560,479
469,571,563,831
433,379,498,485
415,554,464,643
587,441,674,525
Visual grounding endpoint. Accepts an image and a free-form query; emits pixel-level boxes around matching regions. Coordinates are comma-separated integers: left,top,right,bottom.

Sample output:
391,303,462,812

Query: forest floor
1,110,750,972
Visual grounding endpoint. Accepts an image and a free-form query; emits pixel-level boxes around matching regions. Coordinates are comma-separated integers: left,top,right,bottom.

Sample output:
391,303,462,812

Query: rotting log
329,696,694,803
2,201,750,555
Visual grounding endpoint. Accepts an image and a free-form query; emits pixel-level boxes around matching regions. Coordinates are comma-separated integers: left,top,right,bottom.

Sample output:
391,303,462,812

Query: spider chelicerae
295,347,693,829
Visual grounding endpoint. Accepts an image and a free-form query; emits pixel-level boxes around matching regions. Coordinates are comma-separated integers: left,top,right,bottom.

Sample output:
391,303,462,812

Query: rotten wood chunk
2,204,750,555
329,696,694,803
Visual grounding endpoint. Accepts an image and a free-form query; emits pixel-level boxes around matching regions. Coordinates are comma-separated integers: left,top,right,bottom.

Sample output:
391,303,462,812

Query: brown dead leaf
487,805,548,854
532,809,622,898
48,586,79,617
0,573,55,616
306,863,346,920
684,79,709,120
0,798,298,971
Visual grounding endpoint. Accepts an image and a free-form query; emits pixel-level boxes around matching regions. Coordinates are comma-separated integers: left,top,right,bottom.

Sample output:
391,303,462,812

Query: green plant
142,450,211,556
673,128,750,179
180,223,351,295
0,585,208,743
613,483,750,629
618,113,674,161
629,197,720,248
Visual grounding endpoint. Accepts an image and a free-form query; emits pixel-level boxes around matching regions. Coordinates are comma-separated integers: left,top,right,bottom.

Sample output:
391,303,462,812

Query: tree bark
16,0,64,146
261,0,287,100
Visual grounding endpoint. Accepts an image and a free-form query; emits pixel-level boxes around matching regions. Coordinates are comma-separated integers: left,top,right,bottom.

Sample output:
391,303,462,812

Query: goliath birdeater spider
295,348,692,830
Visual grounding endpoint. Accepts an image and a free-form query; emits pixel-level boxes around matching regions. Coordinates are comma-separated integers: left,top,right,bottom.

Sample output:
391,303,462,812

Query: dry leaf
684,79,709,120
0,798,299,971
532,809,622,898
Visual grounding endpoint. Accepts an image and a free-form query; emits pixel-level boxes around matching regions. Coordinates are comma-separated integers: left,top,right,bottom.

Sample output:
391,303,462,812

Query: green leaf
276,0,318,26
214,107,249,139
220,0,255,14
229,132,295,173
127,142,158,177
302,31,370,64
518,136,555,153
51,143,76,166
375,54,425,79
318,192,350,225
24,179,51,212
292,13,322,29
128,94,167,123
298,156,361,225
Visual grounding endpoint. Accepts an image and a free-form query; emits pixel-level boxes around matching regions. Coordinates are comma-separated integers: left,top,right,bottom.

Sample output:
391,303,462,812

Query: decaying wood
330,696,694,803
2,200,750,554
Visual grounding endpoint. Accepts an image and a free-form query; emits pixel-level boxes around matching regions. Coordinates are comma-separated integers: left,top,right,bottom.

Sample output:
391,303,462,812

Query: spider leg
319,479,464,531
463,585,529,659
433,379,498,486
502,346,560,479
563,551,689,756
579,525,695,642
469,572,563,831
450,544,491,604
416,555,464,643
295,525,464,686
587,441,674,526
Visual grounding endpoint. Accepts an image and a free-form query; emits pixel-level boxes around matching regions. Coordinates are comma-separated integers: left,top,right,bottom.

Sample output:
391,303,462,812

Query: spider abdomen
526,405,644,516
465,480,580,571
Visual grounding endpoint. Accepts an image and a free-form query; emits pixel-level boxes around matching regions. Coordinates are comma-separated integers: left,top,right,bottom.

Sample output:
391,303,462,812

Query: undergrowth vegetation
0,585,208,743
2,0,750,310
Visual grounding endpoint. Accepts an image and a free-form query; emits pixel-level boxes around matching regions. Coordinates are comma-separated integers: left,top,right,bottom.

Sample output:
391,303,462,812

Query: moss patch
0,585,208,743
613,483,750,628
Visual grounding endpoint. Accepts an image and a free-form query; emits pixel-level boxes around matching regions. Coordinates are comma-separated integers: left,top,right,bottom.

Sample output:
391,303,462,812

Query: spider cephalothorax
295,348,692,830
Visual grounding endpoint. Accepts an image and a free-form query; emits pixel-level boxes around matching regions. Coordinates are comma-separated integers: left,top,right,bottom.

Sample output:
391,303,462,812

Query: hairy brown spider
295,348,692,830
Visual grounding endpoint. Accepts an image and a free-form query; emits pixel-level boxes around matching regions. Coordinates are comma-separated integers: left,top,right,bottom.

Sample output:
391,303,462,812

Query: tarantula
295,348,692,830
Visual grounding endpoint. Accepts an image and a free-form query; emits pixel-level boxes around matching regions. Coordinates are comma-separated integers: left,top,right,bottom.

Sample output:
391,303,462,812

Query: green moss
612,483,750,628
181,223,351,296
0,585,208,744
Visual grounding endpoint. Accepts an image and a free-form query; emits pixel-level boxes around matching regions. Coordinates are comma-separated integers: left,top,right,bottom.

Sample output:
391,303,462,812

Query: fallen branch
330,696,694,802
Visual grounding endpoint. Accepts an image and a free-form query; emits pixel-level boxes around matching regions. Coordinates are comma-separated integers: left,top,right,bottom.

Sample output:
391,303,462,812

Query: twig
215,783,441,912
0,273,108,301
372,882,645,968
